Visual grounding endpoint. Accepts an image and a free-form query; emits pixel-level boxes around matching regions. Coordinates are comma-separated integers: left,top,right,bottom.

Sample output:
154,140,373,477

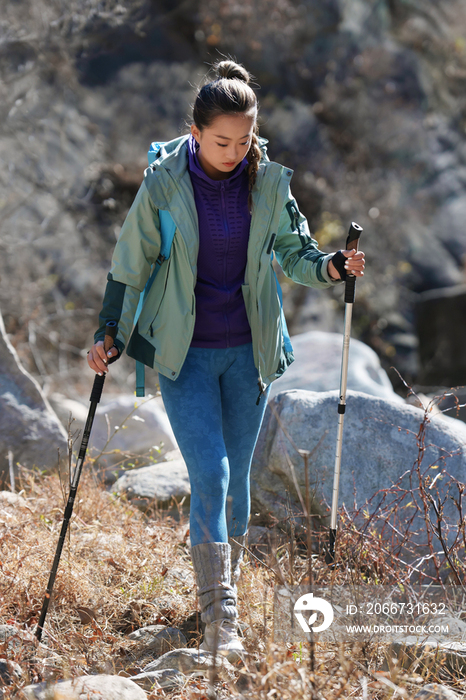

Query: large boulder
52,393,178,483
269,331,401,401
413,685,460,700
251,389,466,571
88,394,177,481
0,310,67,484
113,457,190,510
20,675,147,700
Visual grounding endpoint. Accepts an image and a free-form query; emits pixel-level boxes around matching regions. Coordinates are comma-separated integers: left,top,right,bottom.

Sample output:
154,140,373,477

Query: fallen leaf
76,606,97,625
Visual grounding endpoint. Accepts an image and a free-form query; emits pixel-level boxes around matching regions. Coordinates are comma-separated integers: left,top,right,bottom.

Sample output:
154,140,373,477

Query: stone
383,614,466,678
72,394,178,483
429,615,466,636
113,458,190,509
0,625,35,653
250,389,466,569
433,195,466,267
141,648,236,681
129,667,186,691
406,223,464,292
48,394,90,427
0,309,67,485
416,285,466,386
20,675,147,699
128,625,187,655
247,526,288,563
0,491,29,509
339,0,390,38
387,635,466,675
269,331,401,401
0,658,23,684
413,684,459,699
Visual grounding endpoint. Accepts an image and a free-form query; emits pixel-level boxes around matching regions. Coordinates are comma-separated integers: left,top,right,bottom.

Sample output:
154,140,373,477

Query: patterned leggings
158,343,270,546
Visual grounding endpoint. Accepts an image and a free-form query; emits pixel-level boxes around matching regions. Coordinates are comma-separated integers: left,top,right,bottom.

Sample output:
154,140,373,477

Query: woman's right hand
87,341,119,375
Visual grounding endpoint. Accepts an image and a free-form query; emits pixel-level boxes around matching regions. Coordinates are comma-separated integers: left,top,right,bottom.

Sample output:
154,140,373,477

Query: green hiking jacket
95,135,341,392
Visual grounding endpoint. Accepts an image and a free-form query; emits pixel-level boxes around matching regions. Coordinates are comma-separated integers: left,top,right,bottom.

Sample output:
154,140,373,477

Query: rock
339,0,390,38
433,195,466,267
20,675,147,699
251,390,466,569
69,394,178,482
429,615,466,636
0,624,35,652
406,223,464,292
113,458,190,509
265,98,323,155
130,667,186,691
49,393,90,426
0,658,23,684
383,615,466,678
387,635,466,675
0,491,29,509
247,525,288,563
141,648,236,681
269,331,400,401
0,492,35,531
0,309,67,484
413,684,459,699
416,285,466,386
3,0,466,416
128,625,187,655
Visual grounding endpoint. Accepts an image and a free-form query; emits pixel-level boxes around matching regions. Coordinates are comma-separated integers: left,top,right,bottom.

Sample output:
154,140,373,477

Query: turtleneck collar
187,134,249,185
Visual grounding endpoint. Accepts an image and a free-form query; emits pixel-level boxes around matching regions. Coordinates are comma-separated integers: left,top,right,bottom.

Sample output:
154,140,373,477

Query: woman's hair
193,60,262,208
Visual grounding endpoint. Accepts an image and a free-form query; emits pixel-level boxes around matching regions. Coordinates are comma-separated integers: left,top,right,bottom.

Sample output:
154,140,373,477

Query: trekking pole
327,223,363,565
35,321,118,642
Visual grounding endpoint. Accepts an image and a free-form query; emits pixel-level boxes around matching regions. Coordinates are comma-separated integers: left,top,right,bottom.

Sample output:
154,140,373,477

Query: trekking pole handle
344,222,363,304
104,320,118,355
90,321,118,404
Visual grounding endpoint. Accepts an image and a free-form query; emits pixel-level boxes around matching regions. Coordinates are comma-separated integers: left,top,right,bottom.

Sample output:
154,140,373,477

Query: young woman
87,60,365,656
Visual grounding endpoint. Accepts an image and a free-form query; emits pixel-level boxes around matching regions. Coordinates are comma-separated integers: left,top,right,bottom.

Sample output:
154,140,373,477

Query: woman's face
191,112,255,180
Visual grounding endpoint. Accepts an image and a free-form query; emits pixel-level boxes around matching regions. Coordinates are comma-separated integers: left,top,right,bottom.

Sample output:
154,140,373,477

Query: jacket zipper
266,233,276,255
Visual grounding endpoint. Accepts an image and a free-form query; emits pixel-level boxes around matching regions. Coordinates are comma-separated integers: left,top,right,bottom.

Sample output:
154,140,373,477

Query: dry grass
0,465,464,699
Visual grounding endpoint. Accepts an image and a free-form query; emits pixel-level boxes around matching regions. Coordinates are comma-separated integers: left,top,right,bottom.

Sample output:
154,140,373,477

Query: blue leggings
158,343,270,546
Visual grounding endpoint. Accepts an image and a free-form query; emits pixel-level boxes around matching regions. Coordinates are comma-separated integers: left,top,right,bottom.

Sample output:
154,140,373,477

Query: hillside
1,0,466,398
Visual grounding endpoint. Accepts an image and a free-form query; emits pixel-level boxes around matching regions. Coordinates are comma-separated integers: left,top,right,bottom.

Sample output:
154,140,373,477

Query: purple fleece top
188,135,252,348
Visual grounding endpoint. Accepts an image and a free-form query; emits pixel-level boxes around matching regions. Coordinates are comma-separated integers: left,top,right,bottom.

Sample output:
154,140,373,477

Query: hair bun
216,60,250,84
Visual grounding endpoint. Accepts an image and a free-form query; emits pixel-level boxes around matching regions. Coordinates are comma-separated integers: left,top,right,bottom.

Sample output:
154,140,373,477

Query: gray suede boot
191,541,245,655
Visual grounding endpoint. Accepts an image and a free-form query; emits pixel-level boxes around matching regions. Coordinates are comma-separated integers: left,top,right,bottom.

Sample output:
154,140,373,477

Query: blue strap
135,360,146,397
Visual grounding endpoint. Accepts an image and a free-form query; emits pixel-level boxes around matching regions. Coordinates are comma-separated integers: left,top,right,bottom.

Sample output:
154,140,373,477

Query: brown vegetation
0,437,465,698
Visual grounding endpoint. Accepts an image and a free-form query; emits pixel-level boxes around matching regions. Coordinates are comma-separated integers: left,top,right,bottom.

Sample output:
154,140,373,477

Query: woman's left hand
328,249,365,280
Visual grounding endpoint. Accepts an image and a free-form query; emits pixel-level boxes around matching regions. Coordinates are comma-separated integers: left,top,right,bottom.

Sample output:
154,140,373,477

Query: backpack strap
134,143,176,397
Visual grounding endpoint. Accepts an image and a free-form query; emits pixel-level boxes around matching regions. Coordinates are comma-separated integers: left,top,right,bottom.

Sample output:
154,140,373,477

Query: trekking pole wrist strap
331,250,347,280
